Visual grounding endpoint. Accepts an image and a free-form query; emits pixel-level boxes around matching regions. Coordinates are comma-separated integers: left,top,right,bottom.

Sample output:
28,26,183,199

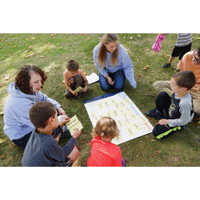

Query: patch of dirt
165,155,180,165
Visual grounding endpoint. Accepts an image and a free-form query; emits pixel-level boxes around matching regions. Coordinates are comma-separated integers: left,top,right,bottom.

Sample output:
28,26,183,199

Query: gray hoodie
3,82,61,140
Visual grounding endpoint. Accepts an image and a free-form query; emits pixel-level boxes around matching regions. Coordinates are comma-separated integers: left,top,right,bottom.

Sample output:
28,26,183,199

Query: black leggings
155,91,171,116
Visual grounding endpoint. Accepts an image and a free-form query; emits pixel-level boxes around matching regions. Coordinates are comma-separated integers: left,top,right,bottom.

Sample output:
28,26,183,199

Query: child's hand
59,115,70,127
73,128,81,139
82,86,88,93
73,91,78,96
158,119,168,125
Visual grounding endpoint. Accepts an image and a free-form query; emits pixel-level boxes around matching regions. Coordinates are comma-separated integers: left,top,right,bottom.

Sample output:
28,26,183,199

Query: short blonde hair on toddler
91,117,119,139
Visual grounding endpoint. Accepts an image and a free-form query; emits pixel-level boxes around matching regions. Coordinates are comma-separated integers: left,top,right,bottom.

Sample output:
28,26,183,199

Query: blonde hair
97,33,119,69
91,117,119,139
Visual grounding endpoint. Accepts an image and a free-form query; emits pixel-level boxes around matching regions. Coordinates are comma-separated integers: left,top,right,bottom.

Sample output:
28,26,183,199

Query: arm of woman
37,92,66,115
121,48,137,88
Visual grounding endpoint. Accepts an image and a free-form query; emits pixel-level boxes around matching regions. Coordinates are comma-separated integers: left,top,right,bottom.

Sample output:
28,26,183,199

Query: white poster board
84,91,153,145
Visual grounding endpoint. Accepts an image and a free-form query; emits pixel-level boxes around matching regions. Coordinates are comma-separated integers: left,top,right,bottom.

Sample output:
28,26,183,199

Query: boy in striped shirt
162,33,192,68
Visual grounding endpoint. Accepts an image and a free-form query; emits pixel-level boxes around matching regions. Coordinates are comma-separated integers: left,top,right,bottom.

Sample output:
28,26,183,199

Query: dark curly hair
15,65,47,94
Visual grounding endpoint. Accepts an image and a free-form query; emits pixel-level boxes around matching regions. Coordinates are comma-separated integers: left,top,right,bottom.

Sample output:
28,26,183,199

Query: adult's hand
106,75,115,85
58,107,66,115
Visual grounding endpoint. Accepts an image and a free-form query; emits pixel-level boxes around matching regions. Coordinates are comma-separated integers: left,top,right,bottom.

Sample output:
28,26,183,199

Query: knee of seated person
157,91,169,98
75,74,84,82
152,81,161,90
100,84,110,91
114,85,124,92
68,146,79,162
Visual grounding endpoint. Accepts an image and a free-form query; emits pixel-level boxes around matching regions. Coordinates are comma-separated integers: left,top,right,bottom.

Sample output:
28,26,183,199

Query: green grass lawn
0,33,200,166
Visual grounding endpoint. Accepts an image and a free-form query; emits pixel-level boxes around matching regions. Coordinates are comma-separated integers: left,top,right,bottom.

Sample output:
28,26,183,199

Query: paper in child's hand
66,115,83,136
74,86,83,93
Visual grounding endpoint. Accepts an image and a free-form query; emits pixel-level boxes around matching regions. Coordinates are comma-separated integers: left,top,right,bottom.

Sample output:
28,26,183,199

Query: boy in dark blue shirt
22,101,81,166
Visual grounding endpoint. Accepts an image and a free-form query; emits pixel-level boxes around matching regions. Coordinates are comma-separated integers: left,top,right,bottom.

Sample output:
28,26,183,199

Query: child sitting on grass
145,70,196,139
21,101,81,166
87,117,125,167
63,59,88,98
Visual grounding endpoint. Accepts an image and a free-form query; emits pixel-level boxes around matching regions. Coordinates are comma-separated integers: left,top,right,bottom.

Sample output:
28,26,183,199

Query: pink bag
152,34,165,52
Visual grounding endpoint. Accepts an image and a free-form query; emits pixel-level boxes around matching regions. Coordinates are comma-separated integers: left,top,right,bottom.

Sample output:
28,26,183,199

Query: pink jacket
152,34,165,52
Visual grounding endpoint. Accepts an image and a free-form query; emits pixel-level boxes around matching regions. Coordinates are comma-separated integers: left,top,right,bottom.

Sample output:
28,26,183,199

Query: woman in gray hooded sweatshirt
3,65,68,148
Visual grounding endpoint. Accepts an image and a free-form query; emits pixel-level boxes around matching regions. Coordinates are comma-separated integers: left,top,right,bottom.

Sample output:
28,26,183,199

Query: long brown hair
97,34,119,69
15,65,47,94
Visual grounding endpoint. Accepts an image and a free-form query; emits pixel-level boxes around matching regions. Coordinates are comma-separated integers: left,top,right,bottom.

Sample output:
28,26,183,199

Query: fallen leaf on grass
80,140,89,144
151,139,155,142
0,84,3,87
0,138,5,144
143,65,150,71
156,150,161,155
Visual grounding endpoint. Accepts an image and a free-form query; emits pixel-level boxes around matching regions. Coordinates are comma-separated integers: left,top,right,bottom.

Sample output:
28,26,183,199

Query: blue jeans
99,69,125,91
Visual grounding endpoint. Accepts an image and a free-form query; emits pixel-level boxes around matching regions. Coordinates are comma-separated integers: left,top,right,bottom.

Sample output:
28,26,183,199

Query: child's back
22,128,74,166
87,117,123,167
87,136,122,167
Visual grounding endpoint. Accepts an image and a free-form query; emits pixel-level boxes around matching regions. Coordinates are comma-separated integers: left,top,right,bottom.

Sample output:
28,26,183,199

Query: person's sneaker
145,108,164,119
122,158,125,167
162,63,171,68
